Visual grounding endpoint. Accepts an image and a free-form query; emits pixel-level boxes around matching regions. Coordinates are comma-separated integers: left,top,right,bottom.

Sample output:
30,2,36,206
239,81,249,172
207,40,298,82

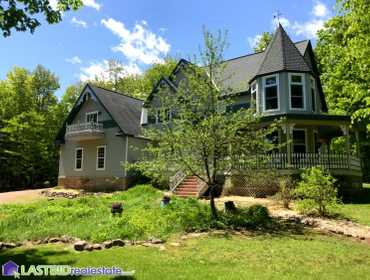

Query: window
263,75,279,111
289,74,305,109
96,145,106,170
226,103,250,113
86,111,98,123
75,148,83,171
311,77,316,112
251,82,258,111
293,129,306,153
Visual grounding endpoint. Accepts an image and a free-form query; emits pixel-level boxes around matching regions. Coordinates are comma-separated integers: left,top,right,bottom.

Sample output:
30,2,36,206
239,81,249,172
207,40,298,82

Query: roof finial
273,10,283,27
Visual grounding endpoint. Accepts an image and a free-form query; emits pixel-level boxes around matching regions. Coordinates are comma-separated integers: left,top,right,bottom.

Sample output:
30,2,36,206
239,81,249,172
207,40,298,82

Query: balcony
65,122,104,141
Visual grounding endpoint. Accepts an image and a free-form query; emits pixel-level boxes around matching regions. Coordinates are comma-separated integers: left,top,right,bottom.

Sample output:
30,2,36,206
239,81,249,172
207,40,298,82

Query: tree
0,0,82,37
133,29,279,218
254,32,273,52
315,0,370,181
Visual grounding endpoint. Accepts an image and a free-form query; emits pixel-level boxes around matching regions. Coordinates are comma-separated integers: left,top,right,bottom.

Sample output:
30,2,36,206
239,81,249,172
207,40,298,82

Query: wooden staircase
173,176,200,198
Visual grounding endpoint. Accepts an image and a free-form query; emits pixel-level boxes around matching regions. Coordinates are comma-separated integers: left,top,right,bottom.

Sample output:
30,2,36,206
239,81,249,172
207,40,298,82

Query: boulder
0,242,3,249
92,244,102,250
149,238,163,244
74,241,87,251
85,245,93,251
49,238,60,243
103,241,113,249
4,243,16,249
111,239,125,247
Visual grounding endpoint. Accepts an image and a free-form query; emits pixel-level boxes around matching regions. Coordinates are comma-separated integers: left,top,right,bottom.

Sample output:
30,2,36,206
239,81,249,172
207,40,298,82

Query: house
141,24,362,197
56,84,147,191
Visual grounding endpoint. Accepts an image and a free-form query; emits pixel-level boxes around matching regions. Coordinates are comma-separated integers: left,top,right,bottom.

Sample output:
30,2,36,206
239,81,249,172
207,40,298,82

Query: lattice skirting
223,175,279,198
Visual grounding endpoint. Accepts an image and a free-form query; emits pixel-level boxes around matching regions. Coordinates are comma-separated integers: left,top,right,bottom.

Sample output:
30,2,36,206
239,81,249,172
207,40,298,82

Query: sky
0,0,336,98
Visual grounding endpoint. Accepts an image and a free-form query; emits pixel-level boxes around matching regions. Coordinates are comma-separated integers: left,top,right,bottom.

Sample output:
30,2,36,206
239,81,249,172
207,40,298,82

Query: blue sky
0,0,335,98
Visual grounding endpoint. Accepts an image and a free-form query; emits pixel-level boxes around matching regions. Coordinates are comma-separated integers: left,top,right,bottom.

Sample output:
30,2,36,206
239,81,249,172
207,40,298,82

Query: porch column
340,124,350,168
283,123,295,167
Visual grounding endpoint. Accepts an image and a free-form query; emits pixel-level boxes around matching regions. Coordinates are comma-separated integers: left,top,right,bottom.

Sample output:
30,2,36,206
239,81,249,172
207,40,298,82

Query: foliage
132,28,279,218
278,176,295,209
315,0,370,180
90,58,178,100
253,32,273,52
0,0,82,36
294,167,339,216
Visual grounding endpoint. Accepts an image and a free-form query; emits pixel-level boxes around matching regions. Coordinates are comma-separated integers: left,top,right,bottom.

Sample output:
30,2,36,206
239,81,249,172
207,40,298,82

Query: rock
74,241,87,251
49,238,60,243
360,237,365,240
142,242,156,247
134,240,145,245
169,242,181,247
149,238,163,244
103,241,113,249
111,239,125,247
92,244,102,250
0,242,3,249
4,243,16,249
85,245,93,251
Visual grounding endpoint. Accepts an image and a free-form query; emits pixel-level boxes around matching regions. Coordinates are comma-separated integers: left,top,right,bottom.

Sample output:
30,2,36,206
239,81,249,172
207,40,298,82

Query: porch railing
234,153,361,171
66,122,104,134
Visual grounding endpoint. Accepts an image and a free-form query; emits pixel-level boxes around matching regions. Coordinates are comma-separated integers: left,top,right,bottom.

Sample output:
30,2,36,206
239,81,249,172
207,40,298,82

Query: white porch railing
234,153,362,171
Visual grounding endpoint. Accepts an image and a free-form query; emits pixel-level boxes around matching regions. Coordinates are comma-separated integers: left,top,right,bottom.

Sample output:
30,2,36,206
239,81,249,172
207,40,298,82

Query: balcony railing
233,153,362,172
65,122,104,140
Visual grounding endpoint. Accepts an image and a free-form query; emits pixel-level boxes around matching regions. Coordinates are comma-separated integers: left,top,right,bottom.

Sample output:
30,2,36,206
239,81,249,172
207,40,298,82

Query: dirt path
215,196,370,242
0,188,49,204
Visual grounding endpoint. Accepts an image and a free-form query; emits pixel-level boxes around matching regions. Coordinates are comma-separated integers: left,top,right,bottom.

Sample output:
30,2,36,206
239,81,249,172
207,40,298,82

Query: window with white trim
310,77,316,112
96,145,106,170
75,148,83,171
86,111,98,123
251,82,258,111
289,74,305,109
263,75,278,111
293,129,306,153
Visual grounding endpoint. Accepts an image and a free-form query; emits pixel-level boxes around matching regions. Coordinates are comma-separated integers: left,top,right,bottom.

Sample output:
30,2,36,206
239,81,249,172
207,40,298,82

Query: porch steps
173,176,199,198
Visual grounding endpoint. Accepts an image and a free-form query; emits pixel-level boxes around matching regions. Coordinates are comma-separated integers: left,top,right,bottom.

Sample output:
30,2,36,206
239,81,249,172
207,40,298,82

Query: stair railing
169,170,186,193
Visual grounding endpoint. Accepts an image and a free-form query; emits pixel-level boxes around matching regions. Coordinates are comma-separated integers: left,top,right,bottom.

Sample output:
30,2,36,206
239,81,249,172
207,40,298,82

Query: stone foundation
58,176,134,191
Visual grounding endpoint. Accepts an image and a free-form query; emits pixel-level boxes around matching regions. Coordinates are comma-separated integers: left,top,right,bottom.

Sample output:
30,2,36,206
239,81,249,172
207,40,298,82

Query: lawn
0,185,213,242
1,233,370,280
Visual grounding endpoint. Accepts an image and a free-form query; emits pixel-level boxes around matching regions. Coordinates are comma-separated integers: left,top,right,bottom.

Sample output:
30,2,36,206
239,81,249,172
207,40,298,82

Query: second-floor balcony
65,122,104,141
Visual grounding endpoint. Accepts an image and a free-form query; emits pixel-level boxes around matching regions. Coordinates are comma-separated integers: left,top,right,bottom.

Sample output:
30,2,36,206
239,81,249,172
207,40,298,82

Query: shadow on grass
341,187,370,204
0,248,80,279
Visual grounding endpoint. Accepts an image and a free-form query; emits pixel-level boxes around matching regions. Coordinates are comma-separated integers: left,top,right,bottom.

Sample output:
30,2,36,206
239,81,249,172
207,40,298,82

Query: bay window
263,75,279,111
289,74,305,110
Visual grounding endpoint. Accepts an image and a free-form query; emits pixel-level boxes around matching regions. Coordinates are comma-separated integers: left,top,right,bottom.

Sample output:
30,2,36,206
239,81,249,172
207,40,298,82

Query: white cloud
49,0,59,10
312,1,329,18
82,0,101,11
291,19,326,38
101,18,171,65
79,60,142,82
271,16,290,29
71,17,88,28
247,34,263,50
66,56,82,65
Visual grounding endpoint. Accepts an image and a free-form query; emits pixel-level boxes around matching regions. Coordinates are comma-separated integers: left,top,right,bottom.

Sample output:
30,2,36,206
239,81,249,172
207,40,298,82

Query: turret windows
289,74,305,110
310,77,316,112
263,75,279,111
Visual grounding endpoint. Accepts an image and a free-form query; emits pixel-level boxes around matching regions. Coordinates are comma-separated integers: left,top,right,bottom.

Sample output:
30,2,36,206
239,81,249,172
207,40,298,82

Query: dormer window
86,111,98,123
289,74,306,110
263,75,279,111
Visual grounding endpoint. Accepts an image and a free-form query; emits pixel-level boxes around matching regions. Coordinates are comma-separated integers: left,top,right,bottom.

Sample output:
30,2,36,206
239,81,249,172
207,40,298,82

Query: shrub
277,176,295,209
294,167,338,216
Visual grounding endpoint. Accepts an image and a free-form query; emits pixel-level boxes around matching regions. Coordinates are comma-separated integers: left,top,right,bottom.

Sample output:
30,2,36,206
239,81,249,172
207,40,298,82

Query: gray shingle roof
255,24,312,77
89,85,144,136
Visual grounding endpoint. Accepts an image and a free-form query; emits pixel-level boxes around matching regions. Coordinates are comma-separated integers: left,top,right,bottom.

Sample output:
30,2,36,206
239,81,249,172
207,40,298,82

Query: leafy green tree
294,167,338,216
0,0,82,36
315,0,370,181
254,32,273,52
133,29,279,218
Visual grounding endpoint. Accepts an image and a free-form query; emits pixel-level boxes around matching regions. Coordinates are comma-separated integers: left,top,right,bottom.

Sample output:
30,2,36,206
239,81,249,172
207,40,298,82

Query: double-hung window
263,75,279,111
292,129,306,153
75,148,83,171
251,82,258,111
96,145,106,170
310,77,316,112
289,74,305,110
86,111,98,123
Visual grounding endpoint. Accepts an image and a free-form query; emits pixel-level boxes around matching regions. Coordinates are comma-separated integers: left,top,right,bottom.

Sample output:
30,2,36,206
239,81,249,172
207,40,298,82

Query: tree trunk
209,184,218,219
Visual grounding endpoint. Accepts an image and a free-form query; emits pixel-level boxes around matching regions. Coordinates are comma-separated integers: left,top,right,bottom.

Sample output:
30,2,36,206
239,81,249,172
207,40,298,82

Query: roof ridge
90,84,144,102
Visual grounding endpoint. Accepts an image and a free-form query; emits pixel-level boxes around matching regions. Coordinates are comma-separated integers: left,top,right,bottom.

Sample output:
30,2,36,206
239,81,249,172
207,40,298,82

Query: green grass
337,204,370,226
1,234,370,279
0,185,213,242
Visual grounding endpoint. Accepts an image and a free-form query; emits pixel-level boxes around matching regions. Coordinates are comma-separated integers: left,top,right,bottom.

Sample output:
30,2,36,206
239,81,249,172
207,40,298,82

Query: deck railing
234,153,361,171
66,122,104,134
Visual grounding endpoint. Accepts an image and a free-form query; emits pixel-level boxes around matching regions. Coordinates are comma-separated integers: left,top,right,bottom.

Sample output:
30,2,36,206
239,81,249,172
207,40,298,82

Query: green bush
294,167,338,216
219,204,270,229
